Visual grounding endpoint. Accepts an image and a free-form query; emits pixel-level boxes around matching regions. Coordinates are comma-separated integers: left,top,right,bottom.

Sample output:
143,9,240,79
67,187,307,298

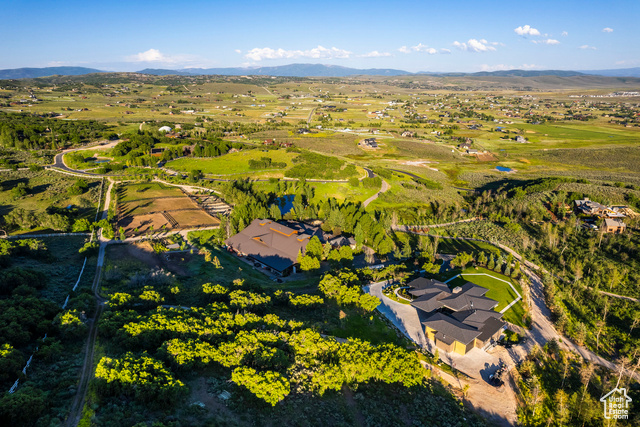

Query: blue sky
2,0,638,72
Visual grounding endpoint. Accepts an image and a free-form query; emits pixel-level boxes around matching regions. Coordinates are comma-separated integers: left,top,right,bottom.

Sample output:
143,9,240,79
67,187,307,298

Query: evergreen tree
305,236,323,260
478,251,488,266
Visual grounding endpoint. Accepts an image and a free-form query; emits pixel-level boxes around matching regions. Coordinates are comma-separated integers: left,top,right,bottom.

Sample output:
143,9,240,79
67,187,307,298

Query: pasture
165,149,298,176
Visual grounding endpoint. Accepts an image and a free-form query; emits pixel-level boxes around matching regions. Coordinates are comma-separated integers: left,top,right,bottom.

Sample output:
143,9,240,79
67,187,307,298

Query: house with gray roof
408,278,506,355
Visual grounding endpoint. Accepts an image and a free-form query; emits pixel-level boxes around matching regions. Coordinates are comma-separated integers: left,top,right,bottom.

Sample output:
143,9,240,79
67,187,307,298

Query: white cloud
128,48,167,62
533,39,560,45
244,45,352,61
479,63,538,72
398,43,438,54
124,49,208,67
453,39,497,52
361,50,392,58
602,27,614,33
440,48,452,54
561,31,569,37
514,25,541,36
234,49,242,54
579,45,598,50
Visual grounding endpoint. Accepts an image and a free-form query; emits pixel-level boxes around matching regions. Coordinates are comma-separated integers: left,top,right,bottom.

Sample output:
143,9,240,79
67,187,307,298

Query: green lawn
118,182,184,202
446,266,525,327
165,149,299,175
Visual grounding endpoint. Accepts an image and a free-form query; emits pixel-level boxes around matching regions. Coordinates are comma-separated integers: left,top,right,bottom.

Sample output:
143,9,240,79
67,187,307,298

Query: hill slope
0,66,103,79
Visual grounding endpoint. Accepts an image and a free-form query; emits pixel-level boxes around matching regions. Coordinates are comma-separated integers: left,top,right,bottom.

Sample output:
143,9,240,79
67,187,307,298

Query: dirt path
423,361,518,426
65,242,107,427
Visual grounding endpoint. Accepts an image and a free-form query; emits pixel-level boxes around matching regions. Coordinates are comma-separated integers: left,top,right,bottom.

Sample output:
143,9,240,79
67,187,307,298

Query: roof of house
604,218,626,227
422,312,482,346
225,219,312,272
409,277,505,345
279,220,331,243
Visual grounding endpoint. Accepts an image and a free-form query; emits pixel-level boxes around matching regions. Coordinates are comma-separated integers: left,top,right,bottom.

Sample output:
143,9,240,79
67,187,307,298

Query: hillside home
225,219,313,276
408,278,506,355
603,218,626,234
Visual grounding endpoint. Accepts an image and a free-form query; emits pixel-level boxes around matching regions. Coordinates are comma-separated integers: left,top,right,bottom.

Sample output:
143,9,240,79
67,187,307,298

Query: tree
72,218,92,232
450,252,473,269
189,169,203,182
322,242,332,260
338,245,353,263
269,203,282,220
354,223,364,249
305,236,323,260
422,261,440,275
477,251,488,266
231,367,290,406
488,254,496,270
299,255,320,271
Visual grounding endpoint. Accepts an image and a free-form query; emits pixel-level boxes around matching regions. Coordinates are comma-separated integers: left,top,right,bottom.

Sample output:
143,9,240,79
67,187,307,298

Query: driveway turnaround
364,281,428,347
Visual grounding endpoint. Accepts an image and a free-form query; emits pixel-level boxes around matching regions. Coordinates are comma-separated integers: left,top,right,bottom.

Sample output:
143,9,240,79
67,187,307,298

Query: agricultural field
115,182,219,237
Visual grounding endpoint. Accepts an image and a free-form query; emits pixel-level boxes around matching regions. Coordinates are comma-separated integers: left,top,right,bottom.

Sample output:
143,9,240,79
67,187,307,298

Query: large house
225,218,356,276
574,198,627,218
360,138,378,149
408,278,506,355
225,219,315,276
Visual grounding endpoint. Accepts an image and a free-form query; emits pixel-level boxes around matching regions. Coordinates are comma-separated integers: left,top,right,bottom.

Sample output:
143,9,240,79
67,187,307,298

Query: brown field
476,152,498,162
120,213,169,235
171,210,221,228
117,182,220,237
121,197,197,216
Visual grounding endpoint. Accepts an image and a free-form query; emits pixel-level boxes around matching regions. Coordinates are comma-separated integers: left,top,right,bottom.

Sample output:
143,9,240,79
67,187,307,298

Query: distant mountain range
1,64,639,79
138,63,413,77
0,66,103,79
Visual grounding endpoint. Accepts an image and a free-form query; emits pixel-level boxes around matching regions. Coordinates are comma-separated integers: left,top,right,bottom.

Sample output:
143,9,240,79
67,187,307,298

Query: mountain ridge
1,64,639,79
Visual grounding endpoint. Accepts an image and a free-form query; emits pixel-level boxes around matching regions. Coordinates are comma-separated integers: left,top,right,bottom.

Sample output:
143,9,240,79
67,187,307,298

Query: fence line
8,242,90,393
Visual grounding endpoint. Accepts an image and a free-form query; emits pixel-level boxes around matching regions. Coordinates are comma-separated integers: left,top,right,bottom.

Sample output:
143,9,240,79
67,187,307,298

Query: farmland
115,182,219,237
166,148,298,176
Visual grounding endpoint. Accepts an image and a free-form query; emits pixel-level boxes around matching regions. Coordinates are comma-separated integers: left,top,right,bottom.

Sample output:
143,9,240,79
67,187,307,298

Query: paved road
362,179,390,208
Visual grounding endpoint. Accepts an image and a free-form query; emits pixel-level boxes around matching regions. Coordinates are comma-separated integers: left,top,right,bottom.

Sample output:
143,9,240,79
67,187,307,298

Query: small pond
496,166,513,172
276,195,295,215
